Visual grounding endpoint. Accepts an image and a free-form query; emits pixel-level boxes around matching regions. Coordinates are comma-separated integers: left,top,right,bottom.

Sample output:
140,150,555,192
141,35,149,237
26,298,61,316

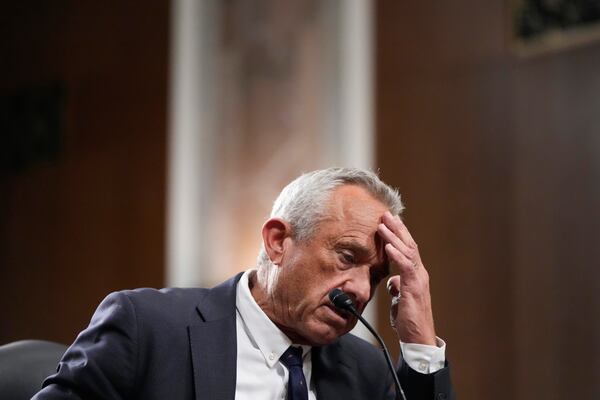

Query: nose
341,266,372,311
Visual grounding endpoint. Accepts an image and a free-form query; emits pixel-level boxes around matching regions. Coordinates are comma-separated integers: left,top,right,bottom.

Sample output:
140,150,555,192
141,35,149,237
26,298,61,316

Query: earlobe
261,218,291,266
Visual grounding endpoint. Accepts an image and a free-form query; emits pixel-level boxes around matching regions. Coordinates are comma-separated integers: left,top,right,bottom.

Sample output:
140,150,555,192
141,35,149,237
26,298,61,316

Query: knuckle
406,248,418,260
422,277,430,291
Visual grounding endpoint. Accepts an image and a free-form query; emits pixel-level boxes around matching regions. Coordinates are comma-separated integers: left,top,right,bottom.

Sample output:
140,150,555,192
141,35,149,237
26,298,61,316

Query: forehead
320,185,389,242
328,184,388,217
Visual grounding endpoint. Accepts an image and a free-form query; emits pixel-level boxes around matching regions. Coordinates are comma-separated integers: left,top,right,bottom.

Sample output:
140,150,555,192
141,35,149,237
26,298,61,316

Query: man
34,168,455,399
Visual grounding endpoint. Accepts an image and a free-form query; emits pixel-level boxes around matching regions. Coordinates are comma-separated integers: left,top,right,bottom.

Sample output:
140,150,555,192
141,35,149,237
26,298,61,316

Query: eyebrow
335,240,372,257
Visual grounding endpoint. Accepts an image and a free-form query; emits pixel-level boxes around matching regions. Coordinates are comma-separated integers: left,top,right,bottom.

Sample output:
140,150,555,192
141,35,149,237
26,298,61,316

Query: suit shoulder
119,287,209,305
101,287,209,325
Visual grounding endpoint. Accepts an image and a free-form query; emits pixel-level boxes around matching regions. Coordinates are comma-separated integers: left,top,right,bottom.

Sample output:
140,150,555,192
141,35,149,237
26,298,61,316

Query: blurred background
1,1,599,399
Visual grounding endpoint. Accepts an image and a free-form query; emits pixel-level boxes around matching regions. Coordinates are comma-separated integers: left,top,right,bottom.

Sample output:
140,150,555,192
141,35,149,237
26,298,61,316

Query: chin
304,324,350,346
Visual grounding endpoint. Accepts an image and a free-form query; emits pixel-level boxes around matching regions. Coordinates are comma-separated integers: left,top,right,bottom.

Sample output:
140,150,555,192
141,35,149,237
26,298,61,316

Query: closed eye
338,250,356,265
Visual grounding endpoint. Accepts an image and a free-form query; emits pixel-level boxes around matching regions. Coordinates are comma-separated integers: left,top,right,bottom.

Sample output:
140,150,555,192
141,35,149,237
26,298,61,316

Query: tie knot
280,346,303,368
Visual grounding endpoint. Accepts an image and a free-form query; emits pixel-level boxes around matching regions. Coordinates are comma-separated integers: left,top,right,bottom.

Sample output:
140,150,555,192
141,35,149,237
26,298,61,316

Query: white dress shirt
234,269,445,399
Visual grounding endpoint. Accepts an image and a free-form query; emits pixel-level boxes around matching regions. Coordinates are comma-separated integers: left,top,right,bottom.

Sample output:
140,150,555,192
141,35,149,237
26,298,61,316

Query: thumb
386,275,401,298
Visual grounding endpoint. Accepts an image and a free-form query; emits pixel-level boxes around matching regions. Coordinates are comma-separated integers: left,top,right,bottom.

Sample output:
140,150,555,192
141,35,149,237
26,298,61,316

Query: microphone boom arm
329,288,407,400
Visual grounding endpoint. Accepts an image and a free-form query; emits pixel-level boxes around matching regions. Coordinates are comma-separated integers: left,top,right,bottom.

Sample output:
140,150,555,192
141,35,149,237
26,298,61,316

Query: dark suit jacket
33,274,455,400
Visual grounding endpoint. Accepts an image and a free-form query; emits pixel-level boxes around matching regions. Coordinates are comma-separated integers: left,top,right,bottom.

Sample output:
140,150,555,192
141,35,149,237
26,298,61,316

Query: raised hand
377,211,436,345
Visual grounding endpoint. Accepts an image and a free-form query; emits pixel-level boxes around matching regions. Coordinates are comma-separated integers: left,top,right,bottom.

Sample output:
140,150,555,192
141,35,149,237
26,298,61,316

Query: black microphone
328,289,406,400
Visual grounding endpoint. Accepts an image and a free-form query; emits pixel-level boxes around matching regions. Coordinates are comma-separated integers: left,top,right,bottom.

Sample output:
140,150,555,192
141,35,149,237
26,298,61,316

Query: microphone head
328,288,357,313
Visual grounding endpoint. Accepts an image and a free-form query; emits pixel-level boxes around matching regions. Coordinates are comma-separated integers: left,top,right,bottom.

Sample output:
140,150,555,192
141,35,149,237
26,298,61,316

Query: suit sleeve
32,291,139,400
395,359,456,400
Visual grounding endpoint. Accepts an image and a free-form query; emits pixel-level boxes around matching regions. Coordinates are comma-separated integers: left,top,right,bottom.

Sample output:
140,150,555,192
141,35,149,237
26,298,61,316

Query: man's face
271,185,390,345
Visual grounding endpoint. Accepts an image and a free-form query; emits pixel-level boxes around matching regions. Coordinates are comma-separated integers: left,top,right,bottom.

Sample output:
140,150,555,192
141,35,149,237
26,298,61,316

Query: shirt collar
236,269,311,368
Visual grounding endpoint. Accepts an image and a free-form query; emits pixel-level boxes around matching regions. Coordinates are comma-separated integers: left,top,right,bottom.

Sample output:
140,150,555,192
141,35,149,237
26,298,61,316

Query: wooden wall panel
376,1,600,399
0,1,169,345
511,50,600,399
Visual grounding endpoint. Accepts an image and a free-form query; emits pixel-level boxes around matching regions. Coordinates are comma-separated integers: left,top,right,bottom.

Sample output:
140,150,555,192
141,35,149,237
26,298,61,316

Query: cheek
285,249,342,312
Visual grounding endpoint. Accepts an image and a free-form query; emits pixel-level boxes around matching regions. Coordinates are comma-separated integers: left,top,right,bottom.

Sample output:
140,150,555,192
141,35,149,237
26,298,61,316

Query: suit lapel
312,340,360,400
189,273,243,400
188,320,236,400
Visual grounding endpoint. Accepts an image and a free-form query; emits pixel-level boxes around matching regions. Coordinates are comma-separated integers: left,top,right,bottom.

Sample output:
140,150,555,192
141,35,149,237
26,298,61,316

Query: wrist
396,328,437,346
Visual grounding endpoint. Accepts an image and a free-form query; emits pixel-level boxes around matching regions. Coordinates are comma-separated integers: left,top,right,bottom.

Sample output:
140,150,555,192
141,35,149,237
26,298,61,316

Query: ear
261,218,292,266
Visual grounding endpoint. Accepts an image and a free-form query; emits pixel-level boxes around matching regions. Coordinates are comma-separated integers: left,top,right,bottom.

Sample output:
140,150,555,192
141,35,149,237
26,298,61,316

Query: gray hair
256,167,404,272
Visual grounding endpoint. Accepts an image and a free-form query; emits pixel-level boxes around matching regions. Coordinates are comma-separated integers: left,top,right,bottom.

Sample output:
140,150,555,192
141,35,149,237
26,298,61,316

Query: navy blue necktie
280,346,308,400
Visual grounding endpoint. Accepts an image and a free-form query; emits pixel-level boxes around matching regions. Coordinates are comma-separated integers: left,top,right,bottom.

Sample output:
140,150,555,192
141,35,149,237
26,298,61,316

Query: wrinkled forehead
321,185,389,246
326,184,390,221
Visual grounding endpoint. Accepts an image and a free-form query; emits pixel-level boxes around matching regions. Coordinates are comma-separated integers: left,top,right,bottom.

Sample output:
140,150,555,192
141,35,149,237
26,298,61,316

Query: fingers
384,243,418,277
378,223,409,254
378,211,421,272
382,211,418,252
379,224,419,266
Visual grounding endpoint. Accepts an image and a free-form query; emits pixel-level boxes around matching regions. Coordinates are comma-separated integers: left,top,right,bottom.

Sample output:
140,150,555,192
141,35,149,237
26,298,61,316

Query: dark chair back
0,340,67,400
